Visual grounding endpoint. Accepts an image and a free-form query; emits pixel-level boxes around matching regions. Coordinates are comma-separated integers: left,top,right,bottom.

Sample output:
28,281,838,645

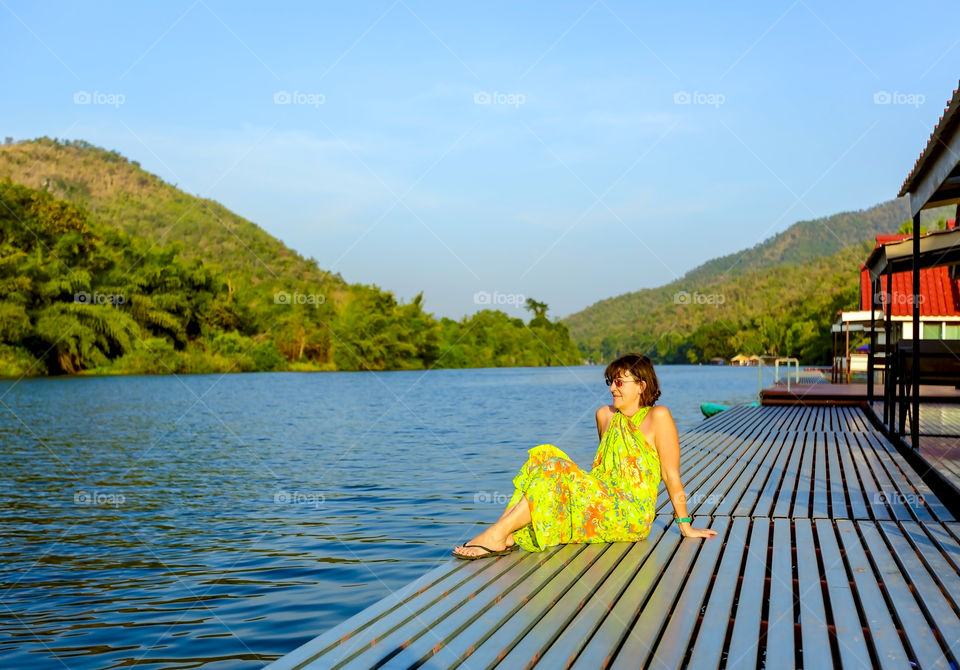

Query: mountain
0,138,581,375
0,137,338,287
564,200,954,364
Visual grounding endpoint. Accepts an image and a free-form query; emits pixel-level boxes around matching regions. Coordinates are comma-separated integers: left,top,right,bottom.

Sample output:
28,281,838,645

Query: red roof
859,222,960,316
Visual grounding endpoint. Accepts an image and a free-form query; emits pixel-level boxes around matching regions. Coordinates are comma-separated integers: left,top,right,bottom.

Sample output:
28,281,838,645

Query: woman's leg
452,495,532,558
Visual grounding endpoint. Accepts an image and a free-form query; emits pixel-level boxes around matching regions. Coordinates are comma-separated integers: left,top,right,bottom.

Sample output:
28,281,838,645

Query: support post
911,212,921,449
868,277,876,402
884,270,892,430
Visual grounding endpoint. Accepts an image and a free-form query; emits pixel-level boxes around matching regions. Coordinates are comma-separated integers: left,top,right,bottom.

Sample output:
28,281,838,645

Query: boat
700,401,759,417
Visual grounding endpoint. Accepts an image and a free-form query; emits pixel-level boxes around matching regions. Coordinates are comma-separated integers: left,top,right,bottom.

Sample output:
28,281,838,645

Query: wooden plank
764,518,795,670
773,432,804,518
731,432,789,517
847,431,890,521
388,543,596,669
725,519,770,668
865,431,952,522
815,519,871,669
644,517,732,670
532,520,671,667
855,433,914,522
685,517,751,668
568,528,684,668
881,521,960,643
698,434,769,517
859,522,950,669
860,432,934,522
494,542,634,670
812,433,830,519
608,517,726,670
834,520,910,668
657,432,750,514
656,430,750,513
345,544,584,668
793,433,814,518
754,432,796,518
793,519,832,670
923,521,960,576
836,431,870,519
328,550,542,668
897,522,960,630
263,560,465,670
826,432,849,518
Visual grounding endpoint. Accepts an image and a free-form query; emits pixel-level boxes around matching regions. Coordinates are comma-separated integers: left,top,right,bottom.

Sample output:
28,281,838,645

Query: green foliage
0,154,584,376
896,220,928,235
567,242,870,366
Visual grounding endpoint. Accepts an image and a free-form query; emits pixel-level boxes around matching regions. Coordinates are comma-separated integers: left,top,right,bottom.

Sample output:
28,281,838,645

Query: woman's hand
679,523,718,539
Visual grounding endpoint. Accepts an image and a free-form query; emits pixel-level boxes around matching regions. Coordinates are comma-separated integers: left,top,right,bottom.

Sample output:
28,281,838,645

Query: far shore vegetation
1,137,951,377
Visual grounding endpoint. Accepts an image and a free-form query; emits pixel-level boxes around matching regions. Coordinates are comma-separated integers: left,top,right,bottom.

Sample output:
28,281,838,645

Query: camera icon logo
274,91,291,105
673,91,691,105
474,91,491,105
873,91,891,105
673,290,691,305
74,91,91,104
473,290,491,305
274,291,291,304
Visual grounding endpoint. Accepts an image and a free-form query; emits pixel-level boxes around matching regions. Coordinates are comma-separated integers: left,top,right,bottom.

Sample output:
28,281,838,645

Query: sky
1,1,957,320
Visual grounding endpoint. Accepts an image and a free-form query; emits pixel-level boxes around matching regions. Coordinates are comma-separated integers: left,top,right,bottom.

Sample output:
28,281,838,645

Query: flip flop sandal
451,543,519,560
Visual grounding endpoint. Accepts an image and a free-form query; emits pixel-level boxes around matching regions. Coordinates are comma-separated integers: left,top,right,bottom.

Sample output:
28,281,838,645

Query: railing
775,357,800,390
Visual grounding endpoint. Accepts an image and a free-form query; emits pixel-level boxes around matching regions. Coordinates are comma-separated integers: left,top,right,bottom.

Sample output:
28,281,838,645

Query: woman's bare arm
595,405,613,441
652,406,718,539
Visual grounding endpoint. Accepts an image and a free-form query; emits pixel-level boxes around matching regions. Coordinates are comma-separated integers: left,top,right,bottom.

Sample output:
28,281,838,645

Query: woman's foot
452,529,516,558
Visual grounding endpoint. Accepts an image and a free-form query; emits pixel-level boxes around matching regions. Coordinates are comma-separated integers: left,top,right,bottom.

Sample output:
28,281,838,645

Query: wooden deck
266,405,960,669
905,404,960,497
761,382,960,405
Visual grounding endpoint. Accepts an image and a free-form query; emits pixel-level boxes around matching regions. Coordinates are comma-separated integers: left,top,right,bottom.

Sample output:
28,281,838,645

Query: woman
452,354,717,559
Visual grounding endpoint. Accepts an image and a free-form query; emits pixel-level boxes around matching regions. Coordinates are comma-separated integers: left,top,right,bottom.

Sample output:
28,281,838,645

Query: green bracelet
674,517,692,524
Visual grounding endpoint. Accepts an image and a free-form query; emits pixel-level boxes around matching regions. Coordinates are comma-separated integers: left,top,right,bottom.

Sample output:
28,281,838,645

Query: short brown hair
604,353,661,406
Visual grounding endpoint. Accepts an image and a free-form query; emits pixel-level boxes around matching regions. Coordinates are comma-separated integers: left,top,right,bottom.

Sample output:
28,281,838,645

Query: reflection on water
0,365,770,668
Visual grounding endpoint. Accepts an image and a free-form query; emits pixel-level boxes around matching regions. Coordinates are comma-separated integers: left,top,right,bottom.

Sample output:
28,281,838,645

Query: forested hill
0,138,581,376
0,138,334,286
677,199,911,285
564,200,954,365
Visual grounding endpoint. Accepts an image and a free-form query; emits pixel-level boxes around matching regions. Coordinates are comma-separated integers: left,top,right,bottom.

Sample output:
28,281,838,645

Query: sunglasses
605,375,639,389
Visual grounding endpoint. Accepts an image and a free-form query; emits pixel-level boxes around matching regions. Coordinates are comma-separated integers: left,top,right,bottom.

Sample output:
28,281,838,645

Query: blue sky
2,1,957,319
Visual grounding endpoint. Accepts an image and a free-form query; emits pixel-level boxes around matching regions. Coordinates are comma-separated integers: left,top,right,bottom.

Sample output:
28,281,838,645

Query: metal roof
899,82,960,216
863,227,960,280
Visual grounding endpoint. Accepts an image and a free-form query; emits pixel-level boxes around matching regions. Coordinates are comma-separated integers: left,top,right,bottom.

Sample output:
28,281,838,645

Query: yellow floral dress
506,406,661,552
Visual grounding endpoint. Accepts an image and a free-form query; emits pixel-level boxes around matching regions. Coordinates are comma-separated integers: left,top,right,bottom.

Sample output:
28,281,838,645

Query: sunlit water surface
0,365,774,668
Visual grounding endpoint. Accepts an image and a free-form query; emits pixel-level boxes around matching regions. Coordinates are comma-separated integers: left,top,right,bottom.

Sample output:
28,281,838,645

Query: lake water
0,365,774,669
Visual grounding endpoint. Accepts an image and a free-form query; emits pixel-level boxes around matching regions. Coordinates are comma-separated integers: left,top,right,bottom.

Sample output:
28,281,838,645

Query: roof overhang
900,83,960,217
864,227,960,280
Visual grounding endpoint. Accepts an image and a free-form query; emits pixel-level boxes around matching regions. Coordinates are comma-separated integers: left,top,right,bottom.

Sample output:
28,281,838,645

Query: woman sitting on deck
452,354,717,559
